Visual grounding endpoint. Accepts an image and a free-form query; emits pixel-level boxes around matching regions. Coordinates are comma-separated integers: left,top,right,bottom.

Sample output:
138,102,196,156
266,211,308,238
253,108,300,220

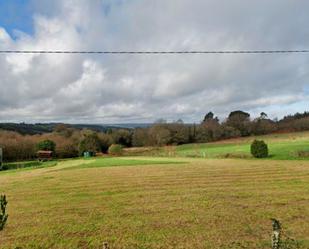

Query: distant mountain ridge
0,122,152,135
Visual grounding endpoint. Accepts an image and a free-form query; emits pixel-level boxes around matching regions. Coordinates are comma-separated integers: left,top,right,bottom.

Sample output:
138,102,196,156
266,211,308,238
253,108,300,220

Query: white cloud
0,0,308,123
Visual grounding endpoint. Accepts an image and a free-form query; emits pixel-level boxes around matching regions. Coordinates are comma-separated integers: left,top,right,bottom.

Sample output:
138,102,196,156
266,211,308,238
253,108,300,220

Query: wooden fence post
271,218,281,249
102,242,110,249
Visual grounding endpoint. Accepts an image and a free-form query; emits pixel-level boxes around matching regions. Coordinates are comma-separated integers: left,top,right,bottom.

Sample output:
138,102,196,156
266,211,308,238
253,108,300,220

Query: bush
97,133,113,153
112,129,132,147
37,139,56,152
108,144,123,156
251,140,268,158
78,132,101,156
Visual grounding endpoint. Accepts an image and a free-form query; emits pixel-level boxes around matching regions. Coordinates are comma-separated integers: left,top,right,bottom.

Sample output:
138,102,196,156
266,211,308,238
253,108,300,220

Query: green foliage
108,144,123,156
177,133,309,160
0,161,57,172
226,110,251,136
37,139,56,152
0,161,41,171
0,195,8,231
97,133,113,153
112,129,132,147
78,132,101,155
203,111,214,122
251,140,269,158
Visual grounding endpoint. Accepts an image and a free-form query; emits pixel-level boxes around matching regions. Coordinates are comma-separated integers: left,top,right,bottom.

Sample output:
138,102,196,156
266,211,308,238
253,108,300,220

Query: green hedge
0,161,41,171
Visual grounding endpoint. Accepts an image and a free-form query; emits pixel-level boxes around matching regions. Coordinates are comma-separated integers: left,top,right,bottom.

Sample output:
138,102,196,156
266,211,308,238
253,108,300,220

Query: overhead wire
0,50,309,54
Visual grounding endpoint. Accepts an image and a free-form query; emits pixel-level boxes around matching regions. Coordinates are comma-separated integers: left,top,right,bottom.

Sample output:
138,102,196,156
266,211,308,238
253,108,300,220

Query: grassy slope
176,131,309,160
0,157,308,248
58,157,185,171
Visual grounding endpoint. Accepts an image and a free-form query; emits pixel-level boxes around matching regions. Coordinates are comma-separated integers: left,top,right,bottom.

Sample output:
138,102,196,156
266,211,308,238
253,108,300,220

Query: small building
37,150,53,161
83,151,96,158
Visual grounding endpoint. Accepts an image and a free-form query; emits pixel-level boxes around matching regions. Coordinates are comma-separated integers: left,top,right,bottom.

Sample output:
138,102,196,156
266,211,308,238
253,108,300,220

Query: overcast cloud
0,0,308,123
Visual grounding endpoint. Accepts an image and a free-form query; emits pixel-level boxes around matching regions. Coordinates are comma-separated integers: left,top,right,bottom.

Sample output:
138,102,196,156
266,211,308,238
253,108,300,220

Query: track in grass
0,157,308,248
58,157,186,171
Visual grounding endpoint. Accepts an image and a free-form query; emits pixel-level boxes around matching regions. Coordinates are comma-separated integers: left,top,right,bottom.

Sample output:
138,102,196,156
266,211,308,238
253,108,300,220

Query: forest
0,111,308,162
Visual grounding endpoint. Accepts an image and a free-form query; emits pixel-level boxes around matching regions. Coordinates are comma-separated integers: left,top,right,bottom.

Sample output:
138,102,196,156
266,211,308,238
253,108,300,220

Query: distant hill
0,123,55,135
0,122,152,135
104,123,153,129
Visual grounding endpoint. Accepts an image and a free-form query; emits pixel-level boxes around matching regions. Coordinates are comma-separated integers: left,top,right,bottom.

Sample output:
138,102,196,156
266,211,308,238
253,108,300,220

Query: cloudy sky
0,0,308,124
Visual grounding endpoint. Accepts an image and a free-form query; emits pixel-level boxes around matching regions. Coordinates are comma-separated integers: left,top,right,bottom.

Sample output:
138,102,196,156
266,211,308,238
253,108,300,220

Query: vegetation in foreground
0,195,8,231
0,157,308,248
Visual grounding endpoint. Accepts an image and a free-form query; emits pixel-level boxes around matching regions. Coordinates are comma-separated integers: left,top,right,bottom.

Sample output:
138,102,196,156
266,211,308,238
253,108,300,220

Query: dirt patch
220,153,252,159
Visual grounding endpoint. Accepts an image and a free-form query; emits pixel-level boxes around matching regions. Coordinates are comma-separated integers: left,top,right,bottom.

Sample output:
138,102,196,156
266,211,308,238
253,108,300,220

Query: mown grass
58,157,186,171
0,157,308,248
176,132,309,160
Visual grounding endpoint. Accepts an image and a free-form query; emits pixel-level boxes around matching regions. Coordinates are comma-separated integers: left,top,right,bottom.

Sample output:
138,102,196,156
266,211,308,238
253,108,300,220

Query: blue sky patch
304,85,309,94
0,0,34,38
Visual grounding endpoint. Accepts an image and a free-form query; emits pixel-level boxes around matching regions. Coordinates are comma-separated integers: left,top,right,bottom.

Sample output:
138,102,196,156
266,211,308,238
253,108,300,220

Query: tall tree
226,110,251,136
203,111,219,123
259,112,268,120
78,132,101,155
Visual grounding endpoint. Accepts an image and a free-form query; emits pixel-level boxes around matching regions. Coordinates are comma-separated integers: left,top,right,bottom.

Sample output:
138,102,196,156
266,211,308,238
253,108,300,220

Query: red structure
37,151,53,161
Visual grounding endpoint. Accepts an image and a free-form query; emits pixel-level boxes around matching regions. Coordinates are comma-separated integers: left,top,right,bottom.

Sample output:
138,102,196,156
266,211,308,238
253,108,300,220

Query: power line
0,50,309,54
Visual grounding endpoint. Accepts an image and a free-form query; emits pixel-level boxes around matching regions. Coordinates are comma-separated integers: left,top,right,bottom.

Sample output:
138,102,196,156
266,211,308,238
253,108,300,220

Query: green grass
59,157,186,171
0,157,308,248
0,132,309,248
176,132,309,160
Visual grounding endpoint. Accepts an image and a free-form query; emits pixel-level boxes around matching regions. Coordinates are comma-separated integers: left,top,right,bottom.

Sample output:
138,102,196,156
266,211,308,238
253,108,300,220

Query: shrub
251,140,269,158
55,140,79,158
108,144,123,156
112,129,132,147
78,132,101,156
0,195,8,231
37,139,56,152
296,150,309,158
97,133,113,153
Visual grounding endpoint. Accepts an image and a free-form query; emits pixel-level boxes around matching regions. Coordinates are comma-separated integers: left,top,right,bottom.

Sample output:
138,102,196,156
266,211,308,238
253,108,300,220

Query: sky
0,0,308,124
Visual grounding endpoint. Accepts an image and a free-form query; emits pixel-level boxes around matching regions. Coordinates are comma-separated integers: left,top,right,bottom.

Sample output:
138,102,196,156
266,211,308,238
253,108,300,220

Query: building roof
37,150,53,154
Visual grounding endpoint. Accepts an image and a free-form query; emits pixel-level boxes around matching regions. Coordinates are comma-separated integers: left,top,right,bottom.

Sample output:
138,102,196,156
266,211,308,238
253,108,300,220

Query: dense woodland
0,111,308,162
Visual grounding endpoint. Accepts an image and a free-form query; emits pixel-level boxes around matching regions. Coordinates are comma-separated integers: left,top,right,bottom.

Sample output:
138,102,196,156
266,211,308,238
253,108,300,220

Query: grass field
0,156,308,248
176,132,309,160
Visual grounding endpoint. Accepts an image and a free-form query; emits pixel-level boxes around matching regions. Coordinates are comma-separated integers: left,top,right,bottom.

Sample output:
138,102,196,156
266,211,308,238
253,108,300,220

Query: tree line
0,111,308,162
